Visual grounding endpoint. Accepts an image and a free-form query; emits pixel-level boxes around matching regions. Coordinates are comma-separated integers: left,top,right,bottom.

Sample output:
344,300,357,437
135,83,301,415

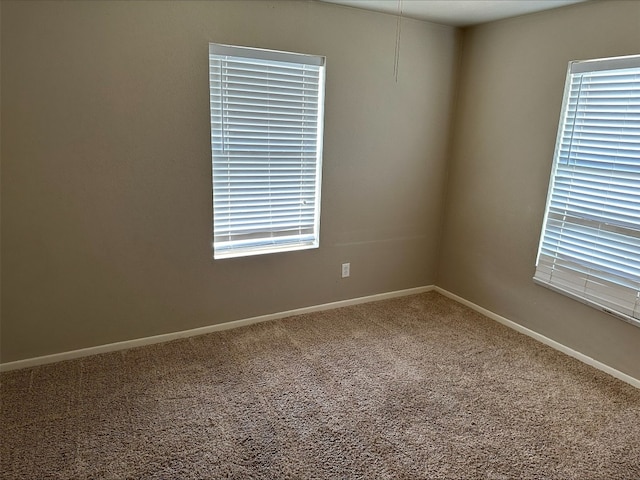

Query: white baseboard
3,284,638,389
0,285,435,372
434,287,640,389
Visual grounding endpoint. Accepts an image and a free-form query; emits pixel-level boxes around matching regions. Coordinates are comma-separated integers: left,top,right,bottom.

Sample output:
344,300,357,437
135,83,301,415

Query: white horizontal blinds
535,55,640,323
209,44,325,258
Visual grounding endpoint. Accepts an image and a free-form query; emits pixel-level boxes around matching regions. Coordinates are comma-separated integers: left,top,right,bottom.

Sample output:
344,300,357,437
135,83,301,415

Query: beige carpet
2,292,640,479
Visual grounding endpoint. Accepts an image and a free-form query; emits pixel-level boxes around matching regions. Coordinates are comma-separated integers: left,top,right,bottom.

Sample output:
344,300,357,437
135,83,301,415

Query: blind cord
394,0,403,82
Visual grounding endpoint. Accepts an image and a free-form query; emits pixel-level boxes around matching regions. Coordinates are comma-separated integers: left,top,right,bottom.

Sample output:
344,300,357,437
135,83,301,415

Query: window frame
534,54,640,327
208,43,326,260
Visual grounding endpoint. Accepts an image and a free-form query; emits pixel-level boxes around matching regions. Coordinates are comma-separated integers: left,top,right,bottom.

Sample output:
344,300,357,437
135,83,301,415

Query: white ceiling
317,0,587,27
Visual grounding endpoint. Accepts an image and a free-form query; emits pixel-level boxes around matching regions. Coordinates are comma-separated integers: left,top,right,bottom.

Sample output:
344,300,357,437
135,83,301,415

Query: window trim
534,54,640,327
208,43,326,259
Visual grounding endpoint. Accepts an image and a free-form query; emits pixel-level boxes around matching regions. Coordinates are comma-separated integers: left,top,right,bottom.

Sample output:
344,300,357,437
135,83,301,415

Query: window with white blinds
209,44,325,259
534,54,640,326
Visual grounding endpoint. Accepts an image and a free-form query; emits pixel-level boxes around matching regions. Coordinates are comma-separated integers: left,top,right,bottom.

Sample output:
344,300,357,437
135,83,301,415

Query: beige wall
0,1,459,362
439,0,640,379
3,0,639,379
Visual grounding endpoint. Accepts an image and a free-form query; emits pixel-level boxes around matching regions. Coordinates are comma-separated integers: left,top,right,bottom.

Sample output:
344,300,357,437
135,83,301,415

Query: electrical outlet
341,263,350,278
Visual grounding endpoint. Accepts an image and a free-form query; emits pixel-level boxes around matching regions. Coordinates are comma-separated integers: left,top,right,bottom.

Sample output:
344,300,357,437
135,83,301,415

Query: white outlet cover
342,263,350,278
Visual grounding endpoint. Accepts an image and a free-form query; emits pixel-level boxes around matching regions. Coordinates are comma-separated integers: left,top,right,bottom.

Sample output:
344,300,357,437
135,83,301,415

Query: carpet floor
1,292,640,479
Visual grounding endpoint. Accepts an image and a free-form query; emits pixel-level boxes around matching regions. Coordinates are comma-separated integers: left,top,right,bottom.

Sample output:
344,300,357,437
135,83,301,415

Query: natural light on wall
209,44,326,259
535,54,640,326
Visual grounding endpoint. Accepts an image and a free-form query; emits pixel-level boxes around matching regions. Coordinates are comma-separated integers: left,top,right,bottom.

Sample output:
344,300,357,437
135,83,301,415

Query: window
535,54,640,326
209,44,326,259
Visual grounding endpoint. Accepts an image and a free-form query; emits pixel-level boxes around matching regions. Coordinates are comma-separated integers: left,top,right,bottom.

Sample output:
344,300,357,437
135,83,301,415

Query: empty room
1,0,639,477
